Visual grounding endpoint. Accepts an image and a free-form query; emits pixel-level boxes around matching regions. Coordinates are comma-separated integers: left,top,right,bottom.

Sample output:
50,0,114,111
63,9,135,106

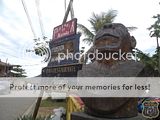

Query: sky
0,0,160,77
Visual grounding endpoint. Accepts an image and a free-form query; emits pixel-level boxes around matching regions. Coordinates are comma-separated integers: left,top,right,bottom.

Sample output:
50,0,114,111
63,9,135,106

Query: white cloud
0,0,160,77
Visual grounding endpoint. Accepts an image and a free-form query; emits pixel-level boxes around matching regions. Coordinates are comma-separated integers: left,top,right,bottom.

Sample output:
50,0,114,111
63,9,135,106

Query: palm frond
127,27,137,32
78,9,117,45
134,48,157,69
88,10,118,33
82,38,94,45
77,23,94,40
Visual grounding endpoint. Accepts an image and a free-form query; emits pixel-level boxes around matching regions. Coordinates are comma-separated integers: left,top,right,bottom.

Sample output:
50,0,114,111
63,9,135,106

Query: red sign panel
52,18,77,41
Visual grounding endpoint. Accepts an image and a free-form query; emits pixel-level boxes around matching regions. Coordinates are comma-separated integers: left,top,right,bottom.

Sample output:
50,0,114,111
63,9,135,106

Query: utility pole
5,58,8,77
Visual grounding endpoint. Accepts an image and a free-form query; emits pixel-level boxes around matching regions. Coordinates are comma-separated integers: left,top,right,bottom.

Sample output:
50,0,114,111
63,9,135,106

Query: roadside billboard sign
52,18,77,41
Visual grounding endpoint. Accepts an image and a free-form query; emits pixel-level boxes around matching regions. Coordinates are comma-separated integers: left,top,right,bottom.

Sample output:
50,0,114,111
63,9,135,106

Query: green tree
78,9,117,45
133,13,160,75
133,48,160,76
78,10,137,45
147,13,160,74
10,65,27,77
78,9,137,63
148,14,160,48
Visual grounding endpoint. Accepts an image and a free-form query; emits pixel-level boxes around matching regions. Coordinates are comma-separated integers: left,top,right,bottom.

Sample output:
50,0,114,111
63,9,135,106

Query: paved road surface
0,98,36,120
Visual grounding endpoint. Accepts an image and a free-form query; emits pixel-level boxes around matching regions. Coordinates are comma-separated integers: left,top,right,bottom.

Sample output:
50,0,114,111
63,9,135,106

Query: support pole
32,91,44,120
70,1,74,19
62,0,73,24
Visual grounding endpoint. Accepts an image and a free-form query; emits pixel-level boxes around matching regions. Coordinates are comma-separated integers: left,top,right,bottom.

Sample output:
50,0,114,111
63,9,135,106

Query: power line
21,64,43,66
0,51,19,58
35,0,46,40
21,0,37,39
0,51,44,66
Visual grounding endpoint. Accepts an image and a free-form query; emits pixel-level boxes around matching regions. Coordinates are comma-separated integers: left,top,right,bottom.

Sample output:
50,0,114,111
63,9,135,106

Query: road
0,98,37,120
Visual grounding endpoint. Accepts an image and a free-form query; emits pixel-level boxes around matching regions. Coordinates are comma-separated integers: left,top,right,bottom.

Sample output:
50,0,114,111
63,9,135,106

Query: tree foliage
133,48,160,76
144,10,160,74
78,9,118,45
11,65,27,77
78,10,137,45
148,14,160,48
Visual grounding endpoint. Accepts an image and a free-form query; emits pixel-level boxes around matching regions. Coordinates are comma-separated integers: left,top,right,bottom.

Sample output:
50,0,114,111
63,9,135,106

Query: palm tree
78,9,137,63
78,9,118,45
148,14,160,49
78,9,137,45
148,14,160,74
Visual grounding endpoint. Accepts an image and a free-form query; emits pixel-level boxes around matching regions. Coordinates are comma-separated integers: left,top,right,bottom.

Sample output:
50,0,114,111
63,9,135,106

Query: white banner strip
0,77,160,98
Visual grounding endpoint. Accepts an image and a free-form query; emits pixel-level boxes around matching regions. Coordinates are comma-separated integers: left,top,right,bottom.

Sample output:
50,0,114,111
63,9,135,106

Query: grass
16,115,51,120
40,97,66,108
16,98,66,119
37,97,66,117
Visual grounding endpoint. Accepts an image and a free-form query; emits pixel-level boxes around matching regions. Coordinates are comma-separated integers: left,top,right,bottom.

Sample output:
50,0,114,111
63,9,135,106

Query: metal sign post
63,0,74,24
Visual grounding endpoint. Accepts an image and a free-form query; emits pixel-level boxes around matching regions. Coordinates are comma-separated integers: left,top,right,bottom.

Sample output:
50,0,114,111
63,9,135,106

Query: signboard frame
52,18,77,41
49,33,80,66
42,63,82,77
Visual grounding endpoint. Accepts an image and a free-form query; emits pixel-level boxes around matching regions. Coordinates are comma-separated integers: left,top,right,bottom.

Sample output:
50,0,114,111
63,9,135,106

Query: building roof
0,61,8,66
0,61,12,67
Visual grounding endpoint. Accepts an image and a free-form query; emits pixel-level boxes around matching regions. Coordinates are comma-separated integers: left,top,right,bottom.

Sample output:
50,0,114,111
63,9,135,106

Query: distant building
0,60,27,77
0,60,12,77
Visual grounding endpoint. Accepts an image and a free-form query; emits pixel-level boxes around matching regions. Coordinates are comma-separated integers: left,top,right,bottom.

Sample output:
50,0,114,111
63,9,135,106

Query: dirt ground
37,107,54,117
